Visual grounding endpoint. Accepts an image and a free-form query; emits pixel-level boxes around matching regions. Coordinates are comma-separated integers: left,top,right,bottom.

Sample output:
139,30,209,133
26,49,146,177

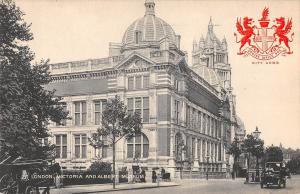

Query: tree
286,156,300,174
228,137,241,179
89,95,142,189
242,134,264,180
0,0,68,159
265,146,283,162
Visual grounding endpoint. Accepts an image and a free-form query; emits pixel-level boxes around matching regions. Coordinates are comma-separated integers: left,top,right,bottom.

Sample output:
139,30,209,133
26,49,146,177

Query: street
89,175,300,194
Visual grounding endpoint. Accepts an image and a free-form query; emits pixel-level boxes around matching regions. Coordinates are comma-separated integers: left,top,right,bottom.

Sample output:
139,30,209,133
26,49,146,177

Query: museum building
46,0,245,178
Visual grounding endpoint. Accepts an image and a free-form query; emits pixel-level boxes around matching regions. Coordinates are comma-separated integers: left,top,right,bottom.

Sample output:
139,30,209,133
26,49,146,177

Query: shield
253,27,275,53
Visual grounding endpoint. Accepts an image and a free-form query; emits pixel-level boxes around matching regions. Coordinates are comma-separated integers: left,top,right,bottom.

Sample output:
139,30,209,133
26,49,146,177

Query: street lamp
206,155,210,180
252,126,261,139
252,126,261,182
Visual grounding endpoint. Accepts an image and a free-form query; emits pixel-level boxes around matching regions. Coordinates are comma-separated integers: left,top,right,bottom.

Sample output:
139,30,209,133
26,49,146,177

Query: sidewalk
51,182,179,194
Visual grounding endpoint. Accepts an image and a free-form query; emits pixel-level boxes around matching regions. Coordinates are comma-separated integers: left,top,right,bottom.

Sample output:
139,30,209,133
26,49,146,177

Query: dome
121,1,177,47
192,65,221,87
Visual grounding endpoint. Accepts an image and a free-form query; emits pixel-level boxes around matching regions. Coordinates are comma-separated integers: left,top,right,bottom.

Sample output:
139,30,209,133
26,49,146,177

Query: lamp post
252,126,261,139
206,155,210,180
252,126,261,182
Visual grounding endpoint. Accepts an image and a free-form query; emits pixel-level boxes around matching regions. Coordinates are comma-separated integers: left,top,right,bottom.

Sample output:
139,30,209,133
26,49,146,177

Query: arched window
127,133,149,159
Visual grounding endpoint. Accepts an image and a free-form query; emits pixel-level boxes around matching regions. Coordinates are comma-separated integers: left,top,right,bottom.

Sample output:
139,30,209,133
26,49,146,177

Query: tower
192,18,231,90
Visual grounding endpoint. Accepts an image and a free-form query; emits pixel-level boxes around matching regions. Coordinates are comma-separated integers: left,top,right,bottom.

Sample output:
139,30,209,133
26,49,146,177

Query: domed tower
116,0,183,60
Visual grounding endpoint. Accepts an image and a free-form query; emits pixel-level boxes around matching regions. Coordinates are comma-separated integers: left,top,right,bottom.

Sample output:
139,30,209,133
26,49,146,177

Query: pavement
50,181,179,194
47,175,300,194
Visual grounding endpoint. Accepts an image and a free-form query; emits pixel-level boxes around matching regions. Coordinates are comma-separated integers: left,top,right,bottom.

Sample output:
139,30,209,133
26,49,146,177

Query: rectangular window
128,77,134,90
174,100,180,124
192,138,195,159
143,75,149,88
135,76,142,89
143,97,149,123
94,100,107,125
55,134,67,159
127,144,133,158
82,102,87,125
74,134,87,159
198,111,201,131
127,97,150,123
207,116,210,136
74,101,87,126
94,101,101,125
127,98,134,115
135,97,142,116
186,105,190,128
174,79,179,91
75,102,80,126
202,114,206,134
56,103,67,126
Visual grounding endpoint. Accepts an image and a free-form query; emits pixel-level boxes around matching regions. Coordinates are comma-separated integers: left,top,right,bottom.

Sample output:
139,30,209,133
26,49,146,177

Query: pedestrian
140,169,146,183
161,167,165,180
152,170,157,183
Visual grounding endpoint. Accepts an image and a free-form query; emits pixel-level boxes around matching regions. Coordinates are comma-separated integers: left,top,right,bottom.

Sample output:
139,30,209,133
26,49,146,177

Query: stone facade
46,0,244,178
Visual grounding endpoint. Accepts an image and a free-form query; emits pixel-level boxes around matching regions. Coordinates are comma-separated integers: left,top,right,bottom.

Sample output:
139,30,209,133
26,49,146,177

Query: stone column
168,129,176,167
199,138,203,162
193,139,199,170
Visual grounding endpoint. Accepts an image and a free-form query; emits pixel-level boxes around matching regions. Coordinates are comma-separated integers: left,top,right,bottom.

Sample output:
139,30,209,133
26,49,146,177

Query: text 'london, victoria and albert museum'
45,0,246,179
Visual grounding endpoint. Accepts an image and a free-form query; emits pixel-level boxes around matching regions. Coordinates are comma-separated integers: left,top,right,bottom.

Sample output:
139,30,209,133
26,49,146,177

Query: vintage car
260,162,288,189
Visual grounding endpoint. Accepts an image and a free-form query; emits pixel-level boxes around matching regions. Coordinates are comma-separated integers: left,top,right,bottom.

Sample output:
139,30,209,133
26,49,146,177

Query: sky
15,0,300,149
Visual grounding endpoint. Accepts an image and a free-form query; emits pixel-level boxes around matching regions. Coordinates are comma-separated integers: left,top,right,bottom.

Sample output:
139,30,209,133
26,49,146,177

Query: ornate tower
192,17,231,90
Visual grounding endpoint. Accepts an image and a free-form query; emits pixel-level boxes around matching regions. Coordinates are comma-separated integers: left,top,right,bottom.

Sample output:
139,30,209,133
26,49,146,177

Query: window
175,133,183,160
74,134,87,158
142,97,149,123
192,138,195,159
198,111,202,131
127,97,149,123
94,100,107,125
127,133,149,158
128,75,150,90
135,31,141,44
135,76,142,89
174,100,180,124
128,98,134,115
74,101,87,126
207,116,210,135
128,77,134,90
55,135,67,159
174,79,179,91
56,103,67,126
143,75,149,88
101,135,108,158
186,105,190,127
202,114,206,134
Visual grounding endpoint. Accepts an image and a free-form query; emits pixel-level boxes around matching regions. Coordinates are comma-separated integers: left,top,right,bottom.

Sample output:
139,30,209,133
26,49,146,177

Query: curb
72,184,179,194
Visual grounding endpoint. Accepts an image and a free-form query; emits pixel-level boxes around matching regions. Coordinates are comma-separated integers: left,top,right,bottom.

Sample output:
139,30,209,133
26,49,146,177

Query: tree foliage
89,96,142,148
242,134,264,158
228,137,241,161
265,146,283,162
89,95,142,188
0,0,68,159
286,156,300,174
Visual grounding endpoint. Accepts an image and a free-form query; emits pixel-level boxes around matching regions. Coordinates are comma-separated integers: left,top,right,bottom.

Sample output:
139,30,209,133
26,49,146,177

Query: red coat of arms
234,7,294,60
